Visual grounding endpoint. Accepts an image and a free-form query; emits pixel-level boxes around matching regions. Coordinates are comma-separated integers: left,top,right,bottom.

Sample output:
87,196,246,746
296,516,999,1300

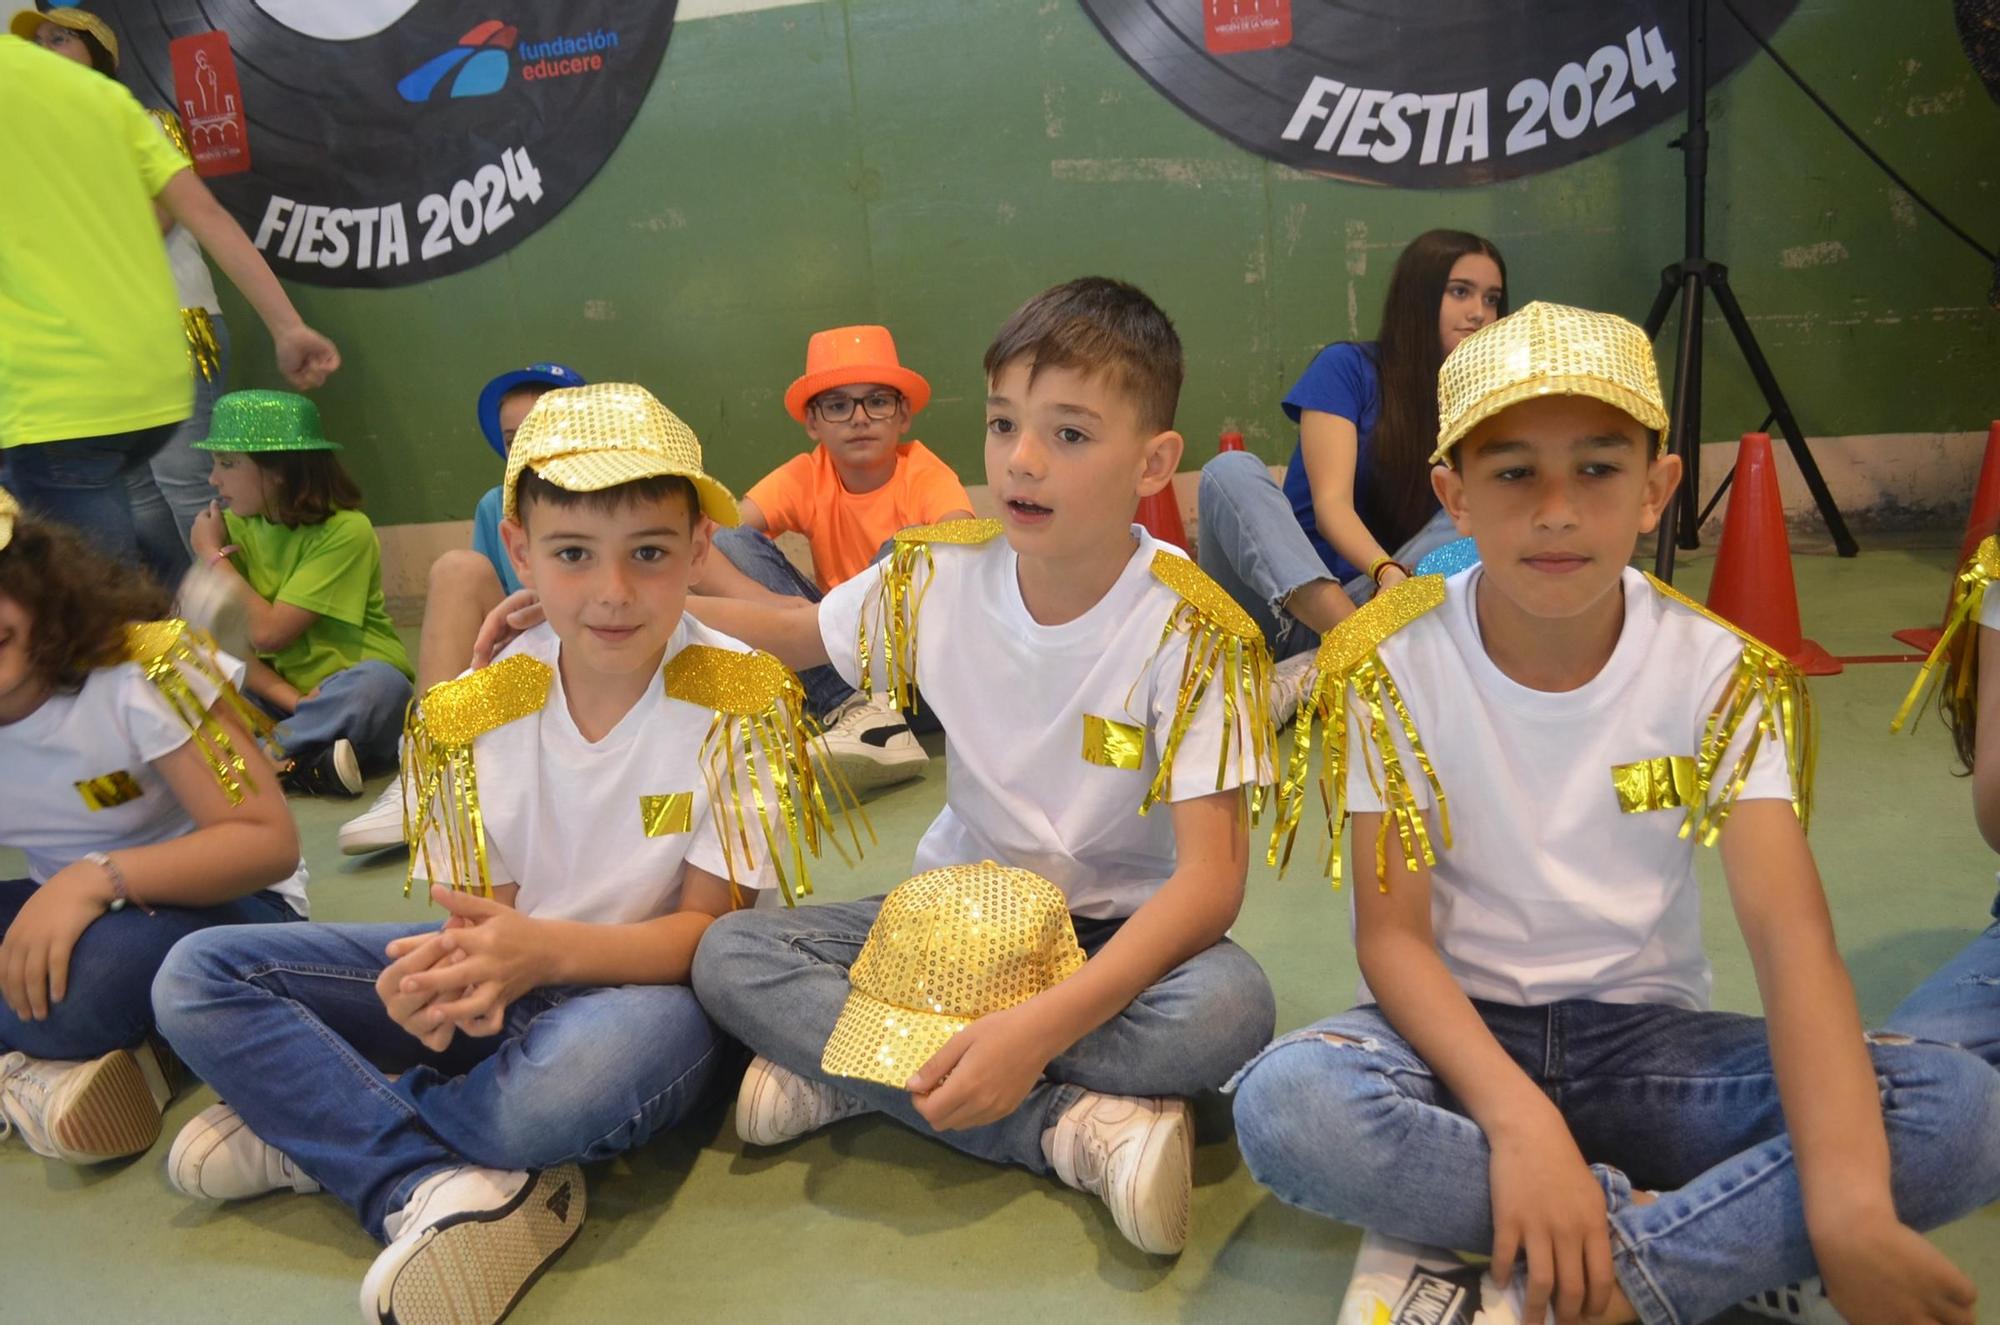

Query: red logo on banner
170,31,251,176
1205,0,1291,54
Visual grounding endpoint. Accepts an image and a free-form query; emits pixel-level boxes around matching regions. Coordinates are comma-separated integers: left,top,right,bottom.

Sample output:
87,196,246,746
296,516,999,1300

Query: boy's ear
1431,461,1473,537
499,515,533,589
1135,428,1184,499
1637,451,1684,536
688,513,713,581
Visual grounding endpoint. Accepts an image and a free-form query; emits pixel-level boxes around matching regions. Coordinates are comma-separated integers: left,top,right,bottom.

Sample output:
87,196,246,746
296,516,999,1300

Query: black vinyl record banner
79,0,678,286
1079,0,1800,188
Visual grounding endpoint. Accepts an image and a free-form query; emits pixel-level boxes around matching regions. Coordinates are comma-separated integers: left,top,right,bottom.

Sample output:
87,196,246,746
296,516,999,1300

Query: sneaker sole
339,822,410,856
49,1049,163,1163
374,1164,586,1325
331,741,365,797
826,744,928,792
1111,1100,1194,1256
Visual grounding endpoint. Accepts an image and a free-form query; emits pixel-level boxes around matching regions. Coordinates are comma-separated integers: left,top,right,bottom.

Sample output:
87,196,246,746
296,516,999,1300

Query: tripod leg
1655,268,1707,580
1707,271,1860,556
1643,266,1679,338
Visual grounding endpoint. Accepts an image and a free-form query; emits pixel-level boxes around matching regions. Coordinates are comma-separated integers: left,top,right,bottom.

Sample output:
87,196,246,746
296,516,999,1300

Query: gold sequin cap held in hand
501,382,740,525
1430,301,1671,464
0,484,17,554
822,862,1087,1089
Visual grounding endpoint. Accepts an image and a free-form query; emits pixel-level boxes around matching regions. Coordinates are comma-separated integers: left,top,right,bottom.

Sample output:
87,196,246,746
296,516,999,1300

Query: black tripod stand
1643,0,1859,581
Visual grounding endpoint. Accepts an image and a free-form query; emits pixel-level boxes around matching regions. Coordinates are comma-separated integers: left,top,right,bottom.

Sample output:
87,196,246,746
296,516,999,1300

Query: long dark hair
244,451,364,527
1366,229,1508,550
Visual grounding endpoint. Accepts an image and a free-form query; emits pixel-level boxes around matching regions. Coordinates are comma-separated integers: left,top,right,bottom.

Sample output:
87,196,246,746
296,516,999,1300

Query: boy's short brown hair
983,277,1183,434
513,471,701,530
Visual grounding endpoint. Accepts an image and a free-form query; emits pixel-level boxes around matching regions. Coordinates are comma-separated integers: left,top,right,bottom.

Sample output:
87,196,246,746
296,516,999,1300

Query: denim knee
149,929,231,1045
1197,450,1272,519
1232,1028,1407,1223
1878,1036,2000,1223
688,908,762,1017
1196,946,1279,1082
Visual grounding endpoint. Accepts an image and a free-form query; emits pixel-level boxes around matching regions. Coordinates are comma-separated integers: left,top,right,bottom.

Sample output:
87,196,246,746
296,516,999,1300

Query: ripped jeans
1882,881,2000,1069
1230,999,2000,1325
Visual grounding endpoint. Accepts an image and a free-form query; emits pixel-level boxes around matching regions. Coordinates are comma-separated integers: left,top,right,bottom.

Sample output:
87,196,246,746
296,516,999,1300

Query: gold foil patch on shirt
640,792,695,837
1081,714,1144,770
1611,756,1696,814
76,770,145,811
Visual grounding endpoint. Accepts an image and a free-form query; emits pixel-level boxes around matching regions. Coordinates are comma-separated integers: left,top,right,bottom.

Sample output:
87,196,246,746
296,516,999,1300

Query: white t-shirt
1979,578,2000,632
1343,566,1796,1010
411,618,780,923
0,648,309,913
817,525,1269,920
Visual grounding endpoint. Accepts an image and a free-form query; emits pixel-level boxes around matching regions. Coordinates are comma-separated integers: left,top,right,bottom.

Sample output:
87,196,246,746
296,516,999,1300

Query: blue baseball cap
477,362,587,457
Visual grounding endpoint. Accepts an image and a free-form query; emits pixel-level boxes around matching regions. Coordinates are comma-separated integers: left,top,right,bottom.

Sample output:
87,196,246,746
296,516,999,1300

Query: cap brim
511,450,740,526
1430,376,1671,465
191,437,340,452
820,985,968,1089
478,367,584,459
9,12,43,40
783,365,931,423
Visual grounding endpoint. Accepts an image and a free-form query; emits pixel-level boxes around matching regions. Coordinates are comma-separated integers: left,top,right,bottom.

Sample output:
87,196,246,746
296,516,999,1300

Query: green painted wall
218,0,2000,527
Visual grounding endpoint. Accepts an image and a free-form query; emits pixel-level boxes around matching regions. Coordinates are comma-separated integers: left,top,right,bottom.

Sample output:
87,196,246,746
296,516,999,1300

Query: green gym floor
6,542,1997,1323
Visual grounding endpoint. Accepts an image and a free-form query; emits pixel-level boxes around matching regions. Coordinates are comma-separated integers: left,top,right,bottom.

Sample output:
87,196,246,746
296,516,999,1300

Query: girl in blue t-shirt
1197,229,1505,713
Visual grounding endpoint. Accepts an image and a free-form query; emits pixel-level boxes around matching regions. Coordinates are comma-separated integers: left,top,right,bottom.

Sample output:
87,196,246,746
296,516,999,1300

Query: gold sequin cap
1431,301,1670,464
1892,535,2000,742
0,484,16,553
502,383,740,526
822,862,1086,1089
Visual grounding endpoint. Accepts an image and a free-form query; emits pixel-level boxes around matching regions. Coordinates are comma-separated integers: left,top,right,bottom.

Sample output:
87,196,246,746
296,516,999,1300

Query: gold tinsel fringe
1140,593,1274,822
124,619,273,806
1892,536,1999,742
182,308,221,383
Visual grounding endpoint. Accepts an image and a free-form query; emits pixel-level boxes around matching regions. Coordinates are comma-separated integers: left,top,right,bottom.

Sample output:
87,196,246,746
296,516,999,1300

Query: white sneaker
734,1055,871,1146
1042,1091,1193,1255
339,779,408,856
1744,1279,1847,1324
361,1163,585,1325
167,1101,321,1199
819,693,928,791
0,1043,172,1163
1270,650,1318,729
1339,1229,1552,1325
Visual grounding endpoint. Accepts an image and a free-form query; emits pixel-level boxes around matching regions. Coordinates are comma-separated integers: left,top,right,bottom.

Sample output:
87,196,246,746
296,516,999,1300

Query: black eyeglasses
810,389,903,423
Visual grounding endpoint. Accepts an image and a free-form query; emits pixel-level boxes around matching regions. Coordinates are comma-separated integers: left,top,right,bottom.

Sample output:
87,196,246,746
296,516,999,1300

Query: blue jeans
129,312,231,573
0,880,296,1060
1196,451,1458,661
152,920,728,1240
1230,1000,2000,1325
1884,882,2000,1068
691,896,1276,1172
3,424,179,581
268,659,413,775
711,525,853,720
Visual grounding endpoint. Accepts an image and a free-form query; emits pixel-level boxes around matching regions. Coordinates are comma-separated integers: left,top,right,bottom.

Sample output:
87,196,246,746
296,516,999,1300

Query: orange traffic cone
1219,430,1246,453
1135,480,1189,552
1892,420,2000,651
1706,433,1843,676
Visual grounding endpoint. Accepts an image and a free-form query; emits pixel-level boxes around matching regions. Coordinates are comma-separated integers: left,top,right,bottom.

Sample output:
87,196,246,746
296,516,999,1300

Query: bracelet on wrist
86,850,154,916
1368,556,1409,586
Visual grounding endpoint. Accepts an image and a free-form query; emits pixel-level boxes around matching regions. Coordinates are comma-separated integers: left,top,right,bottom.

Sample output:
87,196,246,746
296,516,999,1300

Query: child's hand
190,501,227,559
377,929,465,1052
472,590,545,667
0,863,111,1021
905,1004,1059,1131
1817,1217,1976,1325
275,324,341,390
1488,1107,1616,1325
392,885,547,1038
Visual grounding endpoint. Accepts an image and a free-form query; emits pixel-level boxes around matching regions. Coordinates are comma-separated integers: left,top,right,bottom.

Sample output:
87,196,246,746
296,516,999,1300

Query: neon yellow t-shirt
223,509,415,693
0,37,193,448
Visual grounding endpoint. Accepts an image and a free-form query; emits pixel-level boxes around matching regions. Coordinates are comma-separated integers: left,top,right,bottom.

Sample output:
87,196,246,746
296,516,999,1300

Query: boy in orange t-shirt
698,325,972,788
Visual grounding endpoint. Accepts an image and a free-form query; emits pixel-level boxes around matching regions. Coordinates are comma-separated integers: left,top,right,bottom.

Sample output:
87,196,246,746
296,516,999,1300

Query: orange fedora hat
784,325,931,423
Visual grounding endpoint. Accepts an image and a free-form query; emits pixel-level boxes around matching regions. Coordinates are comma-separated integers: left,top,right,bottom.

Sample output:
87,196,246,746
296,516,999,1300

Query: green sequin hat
195,390,342,452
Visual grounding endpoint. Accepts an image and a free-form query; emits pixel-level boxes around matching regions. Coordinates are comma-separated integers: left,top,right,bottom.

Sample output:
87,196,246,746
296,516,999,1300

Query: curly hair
0,514,171,693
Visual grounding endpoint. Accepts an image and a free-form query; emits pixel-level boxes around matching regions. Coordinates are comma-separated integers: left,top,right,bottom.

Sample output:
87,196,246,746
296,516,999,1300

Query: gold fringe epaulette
1893,535,1999,743
663,645,868,907
1143,553,1275,820
1269,576,1449,890
149,107,193,162
402,654,552,897
124,619,272,806
857,518,1002,710
1645,575,1815,841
